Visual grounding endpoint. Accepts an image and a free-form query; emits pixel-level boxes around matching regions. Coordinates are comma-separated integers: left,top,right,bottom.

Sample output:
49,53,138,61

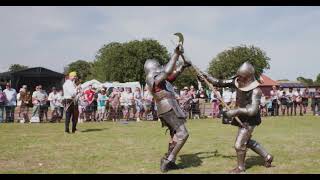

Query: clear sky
0,6,319,81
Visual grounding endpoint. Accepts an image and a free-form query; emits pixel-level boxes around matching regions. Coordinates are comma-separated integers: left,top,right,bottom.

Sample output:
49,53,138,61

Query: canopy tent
81,80,142,91
81,79,103,90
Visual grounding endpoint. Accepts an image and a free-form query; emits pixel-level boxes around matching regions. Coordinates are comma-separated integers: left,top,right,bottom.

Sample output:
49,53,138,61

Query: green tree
297,76,314,86
315,73,320,85
64,60,93,81
8,64,28,72
207,45,271,79
173,67,199,90
91,39,170,84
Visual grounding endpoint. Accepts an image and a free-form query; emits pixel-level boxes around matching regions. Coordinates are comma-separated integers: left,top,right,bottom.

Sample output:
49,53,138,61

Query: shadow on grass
177,150,222,169
245,156,267,170
80,128,108,133
177,150,263,170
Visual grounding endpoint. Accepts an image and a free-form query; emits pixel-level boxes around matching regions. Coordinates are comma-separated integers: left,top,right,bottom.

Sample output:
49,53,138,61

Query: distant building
259,74,279,97
0,67,64,92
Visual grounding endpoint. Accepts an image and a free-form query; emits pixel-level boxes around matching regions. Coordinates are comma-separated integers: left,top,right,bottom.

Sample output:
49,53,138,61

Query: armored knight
144,45,190,172
200,62,273,173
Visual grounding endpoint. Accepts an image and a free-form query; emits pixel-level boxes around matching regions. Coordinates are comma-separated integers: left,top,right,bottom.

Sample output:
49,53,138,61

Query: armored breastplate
236,90,253,108
153,81,186,118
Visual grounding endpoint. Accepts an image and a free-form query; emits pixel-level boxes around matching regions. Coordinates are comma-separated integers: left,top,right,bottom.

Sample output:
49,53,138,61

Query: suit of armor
144,45,190,172
203,62,273,173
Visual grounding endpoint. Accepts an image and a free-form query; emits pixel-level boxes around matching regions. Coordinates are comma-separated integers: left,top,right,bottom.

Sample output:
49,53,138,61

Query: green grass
0,115,320,174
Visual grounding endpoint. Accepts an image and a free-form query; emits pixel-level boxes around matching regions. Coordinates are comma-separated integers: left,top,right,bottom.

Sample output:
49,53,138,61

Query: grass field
0,115,320,174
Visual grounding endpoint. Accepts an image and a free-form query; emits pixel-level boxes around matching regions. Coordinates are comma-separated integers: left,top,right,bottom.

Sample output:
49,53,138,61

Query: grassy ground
0,115,320,174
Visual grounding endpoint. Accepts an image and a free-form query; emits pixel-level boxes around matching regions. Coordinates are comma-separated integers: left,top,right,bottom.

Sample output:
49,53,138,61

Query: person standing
279,91,288,116
312,88,320,116
63,72,79,133
84,85,95,121
0,86,7,123
144,44,190,172
196,87,208,118
270,86,280,116
96,88,108,122
133,87,144,122
19,85,31,123
109,88,121,122
210,87,221,119
293,88,303,116
33,85,48,122
3,83,17,123
286,88,294,116
199,62,273,173
48,87,63,122
301,88,309,114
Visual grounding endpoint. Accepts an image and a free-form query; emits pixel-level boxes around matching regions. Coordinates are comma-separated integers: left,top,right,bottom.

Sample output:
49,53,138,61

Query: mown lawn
0,115,320,174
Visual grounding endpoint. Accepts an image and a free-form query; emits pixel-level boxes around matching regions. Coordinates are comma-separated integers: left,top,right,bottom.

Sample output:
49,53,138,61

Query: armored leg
247,139,273,167
230,126,254,173
161,124,189,172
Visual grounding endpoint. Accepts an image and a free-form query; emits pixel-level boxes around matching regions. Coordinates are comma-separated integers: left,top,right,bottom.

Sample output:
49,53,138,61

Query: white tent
103,81,142,90
81,79,103,90
82,80,142,91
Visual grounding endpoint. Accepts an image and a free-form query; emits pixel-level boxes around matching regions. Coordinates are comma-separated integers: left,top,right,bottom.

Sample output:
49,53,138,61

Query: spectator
16,89,22,120
260,93,267,116
92,87,98,121
125,87,135,121
0,86,7,123
293,88,303,116
134,87,144,122
31,85,48,122
84,85,95,121
279,91,288,116
97,88,108,122
210,87,221,118
77,91,88,123
143,85,154,120
189,85,197,98
221,87,233,123
119,87,126,119
109,88,121,122
286,88,294,116
196,87,208,118
312,88,320,116
179,87,193,118
3,83,17,123
58,89,64,120
42,89,50,122
48,87,63,122
302,88,310,114
19,85,31,123
270,85,280,116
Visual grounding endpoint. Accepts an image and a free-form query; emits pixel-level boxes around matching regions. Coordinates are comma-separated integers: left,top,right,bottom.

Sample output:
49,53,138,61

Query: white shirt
125,92,134,105
231,91,237,102
260,96,266,106
270,90,279,100
3,88,17,106
223,90,233,103
48,92,62,108
210,91,221,102
63,79,77,99
17,93,21,106
32,90,48,105
287,91,294,103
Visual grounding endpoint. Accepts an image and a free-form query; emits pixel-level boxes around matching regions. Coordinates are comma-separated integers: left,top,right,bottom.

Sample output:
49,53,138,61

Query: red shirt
84,89,95,103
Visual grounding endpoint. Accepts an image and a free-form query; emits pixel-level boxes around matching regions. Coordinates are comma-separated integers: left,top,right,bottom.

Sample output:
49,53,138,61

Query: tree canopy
207,45,271,79
91,39,170,85
64,60,93,81
8,64,28,72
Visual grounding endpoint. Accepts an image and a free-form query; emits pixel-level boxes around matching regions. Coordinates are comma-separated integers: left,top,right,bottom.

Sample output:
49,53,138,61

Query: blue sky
0,6,319,81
